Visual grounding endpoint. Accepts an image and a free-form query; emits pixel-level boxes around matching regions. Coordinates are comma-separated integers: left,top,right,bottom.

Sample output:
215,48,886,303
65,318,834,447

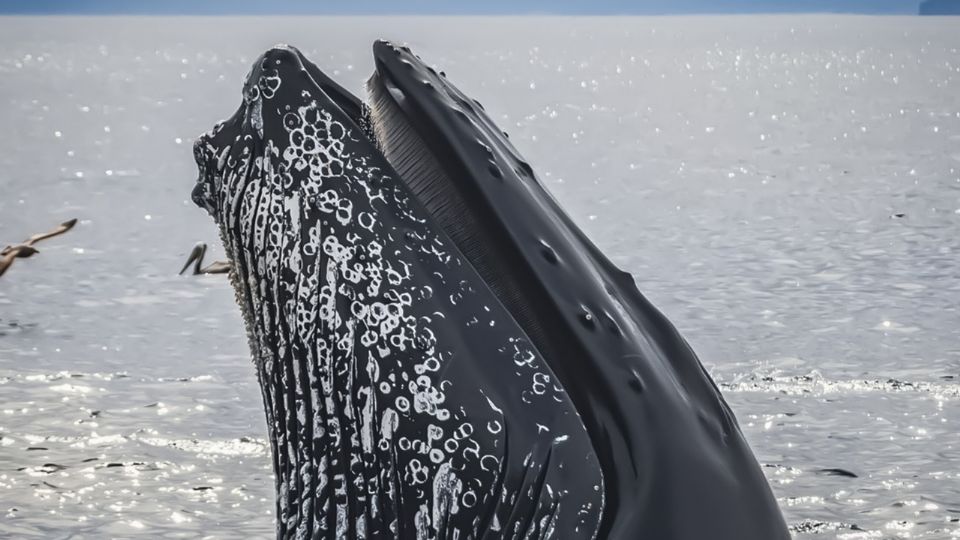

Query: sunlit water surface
0,16,958,539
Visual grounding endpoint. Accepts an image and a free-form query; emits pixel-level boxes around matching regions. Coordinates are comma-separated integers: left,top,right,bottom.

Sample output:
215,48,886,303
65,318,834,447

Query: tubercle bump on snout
191,136,216,218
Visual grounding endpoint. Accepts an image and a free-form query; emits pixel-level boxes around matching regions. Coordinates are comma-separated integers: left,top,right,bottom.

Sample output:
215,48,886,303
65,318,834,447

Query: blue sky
0,0,931,14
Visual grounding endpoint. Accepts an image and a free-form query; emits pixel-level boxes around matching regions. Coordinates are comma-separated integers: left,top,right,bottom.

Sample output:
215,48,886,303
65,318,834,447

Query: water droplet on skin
578,306,596,329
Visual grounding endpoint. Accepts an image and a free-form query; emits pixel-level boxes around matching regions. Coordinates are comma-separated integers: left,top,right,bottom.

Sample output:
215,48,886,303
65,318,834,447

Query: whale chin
190,42,789,539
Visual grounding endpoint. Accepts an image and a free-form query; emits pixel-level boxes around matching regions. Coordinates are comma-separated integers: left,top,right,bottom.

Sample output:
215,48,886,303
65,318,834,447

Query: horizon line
0,10,932,16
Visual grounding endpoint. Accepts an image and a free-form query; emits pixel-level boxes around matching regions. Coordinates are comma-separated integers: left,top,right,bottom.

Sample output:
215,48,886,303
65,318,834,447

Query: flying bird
0,218,77,279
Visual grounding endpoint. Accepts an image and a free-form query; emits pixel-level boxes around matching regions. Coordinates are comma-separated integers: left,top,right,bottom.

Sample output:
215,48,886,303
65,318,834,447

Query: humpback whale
189,43,789,539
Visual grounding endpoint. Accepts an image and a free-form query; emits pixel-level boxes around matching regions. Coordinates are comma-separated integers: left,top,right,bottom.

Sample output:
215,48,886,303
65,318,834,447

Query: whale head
190,42,788,539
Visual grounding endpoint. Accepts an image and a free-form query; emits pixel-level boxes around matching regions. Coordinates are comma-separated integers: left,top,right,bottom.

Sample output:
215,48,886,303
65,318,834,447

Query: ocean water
0,15,958,539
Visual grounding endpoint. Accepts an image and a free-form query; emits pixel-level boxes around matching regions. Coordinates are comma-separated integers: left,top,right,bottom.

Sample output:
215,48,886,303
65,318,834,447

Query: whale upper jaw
190,42,790,539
